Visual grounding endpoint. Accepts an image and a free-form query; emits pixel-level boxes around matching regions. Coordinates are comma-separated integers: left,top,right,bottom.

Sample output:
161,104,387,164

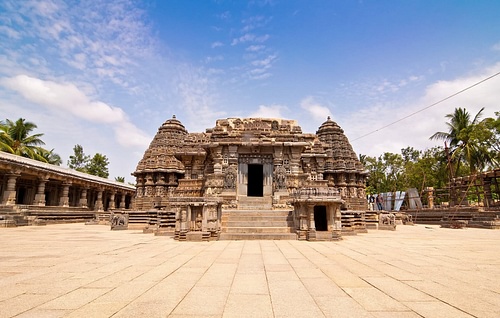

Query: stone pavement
1,224,499,318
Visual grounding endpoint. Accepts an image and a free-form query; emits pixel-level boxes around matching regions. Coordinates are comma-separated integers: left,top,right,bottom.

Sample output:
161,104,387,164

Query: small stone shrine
132,116,368,241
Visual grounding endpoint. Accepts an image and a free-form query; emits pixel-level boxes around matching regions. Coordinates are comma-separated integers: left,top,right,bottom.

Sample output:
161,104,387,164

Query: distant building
0,152,135,225
133,116,368,241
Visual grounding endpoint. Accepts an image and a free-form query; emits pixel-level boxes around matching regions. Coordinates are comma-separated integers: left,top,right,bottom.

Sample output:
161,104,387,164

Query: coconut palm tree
430,107,487,174
0,118,47,162
37,148,62,165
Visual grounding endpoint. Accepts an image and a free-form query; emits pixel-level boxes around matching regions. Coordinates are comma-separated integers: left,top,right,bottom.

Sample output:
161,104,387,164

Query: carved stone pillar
330,204,342,240
34,177,49,206
307,203,316,241
2,173,19,205
59,182,71,207
119,193,126,209
426,187,435,209
180,208,187,231
79,188,88,208
108,191,116,210
290,148,302,174
95,189,104,211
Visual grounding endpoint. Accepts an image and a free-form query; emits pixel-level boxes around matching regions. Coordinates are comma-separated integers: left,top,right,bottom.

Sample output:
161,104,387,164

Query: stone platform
0,224,499,317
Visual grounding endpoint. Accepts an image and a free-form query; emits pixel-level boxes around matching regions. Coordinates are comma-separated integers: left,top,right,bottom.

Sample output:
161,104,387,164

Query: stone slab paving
1,224,499,317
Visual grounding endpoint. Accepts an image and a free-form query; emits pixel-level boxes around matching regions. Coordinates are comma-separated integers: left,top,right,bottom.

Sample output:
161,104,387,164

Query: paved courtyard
0,223,499,318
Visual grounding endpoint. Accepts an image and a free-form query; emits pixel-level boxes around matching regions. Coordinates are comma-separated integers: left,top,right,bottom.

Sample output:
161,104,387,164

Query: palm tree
430,107,486,174
37,148,62,165
0,118,47,162
115,176,125,183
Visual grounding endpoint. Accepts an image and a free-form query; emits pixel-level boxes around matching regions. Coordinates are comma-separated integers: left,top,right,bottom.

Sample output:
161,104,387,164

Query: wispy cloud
0,0,156,90
1,74,150,147
211,41,224,48
248,104,288,118
300,97,331,122
241,15,272,33
342,62,500,157
174,64,226,131
222,11,277,81
246,45,265,52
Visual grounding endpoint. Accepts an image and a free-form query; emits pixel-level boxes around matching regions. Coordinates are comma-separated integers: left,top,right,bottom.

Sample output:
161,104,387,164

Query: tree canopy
430,107,498,174
362,107,499,205
68,144,110,178
0,118,61,165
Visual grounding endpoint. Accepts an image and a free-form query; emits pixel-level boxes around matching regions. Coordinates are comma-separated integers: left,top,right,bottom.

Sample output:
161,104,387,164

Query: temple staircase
219,209,297,240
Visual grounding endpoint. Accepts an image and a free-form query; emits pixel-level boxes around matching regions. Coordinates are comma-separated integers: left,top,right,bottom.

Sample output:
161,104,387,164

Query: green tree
115,176,125,183
68,144,90,172
362,147,449,204
38,148,62,165
473,111,500,169
430,107,488,175
0,118,47,161
86,153,109,178
362,154,390,194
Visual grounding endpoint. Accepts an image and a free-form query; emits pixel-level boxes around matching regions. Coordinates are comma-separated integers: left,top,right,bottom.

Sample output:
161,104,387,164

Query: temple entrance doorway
16,187,26,204
314,205,328,231
247,164,263,197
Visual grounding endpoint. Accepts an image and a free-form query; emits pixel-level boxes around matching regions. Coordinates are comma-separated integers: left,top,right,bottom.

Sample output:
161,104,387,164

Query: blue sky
1,0,499,182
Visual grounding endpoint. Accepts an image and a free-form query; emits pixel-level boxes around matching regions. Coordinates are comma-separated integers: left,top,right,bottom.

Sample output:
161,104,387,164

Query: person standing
369,194,375,210
376,194,384,210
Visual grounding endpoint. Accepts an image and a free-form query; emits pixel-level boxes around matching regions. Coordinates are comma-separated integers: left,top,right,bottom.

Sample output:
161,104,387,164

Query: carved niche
273,165,287,190
224,165,237,189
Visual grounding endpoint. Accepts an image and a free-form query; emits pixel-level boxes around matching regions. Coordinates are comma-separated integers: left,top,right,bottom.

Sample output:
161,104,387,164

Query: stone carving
380,213,395,225
274,165,287,190
357,187,366,198
400,213,413,224
111,213,128,230
132,116,368,241
224,166,237,189
156,186,165,196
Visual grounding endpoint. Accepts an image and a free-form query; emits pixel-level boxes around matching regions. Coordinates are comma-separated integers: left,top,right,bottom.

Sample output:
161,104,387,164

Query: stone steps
222,226,295,233
237,197,272,210
223,221,292,227
220,209,297,240
219,233,298,240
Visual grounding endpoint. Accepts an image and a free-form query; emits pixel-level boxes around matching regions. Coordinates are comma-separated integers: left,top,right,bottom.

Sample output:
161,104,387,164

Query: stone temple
132,116,367,241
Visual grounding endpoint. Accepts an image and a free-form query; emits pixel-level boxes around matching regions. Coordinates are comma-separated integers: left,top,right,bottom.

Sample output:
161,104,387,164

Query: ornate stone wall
133,116,368,241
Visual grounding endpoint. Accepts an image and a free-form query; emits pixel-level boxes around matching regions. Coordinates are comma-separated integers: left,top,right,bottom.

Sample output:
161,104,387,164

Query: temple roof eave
0,152,135,191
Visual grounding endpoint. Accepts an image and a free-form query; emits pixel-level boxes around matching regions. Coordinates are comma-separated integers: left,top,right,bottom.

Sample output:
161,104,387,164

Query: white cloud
343,62,500,157
1,74,150,147
300,96,331,122
211,41,224,48
241,15,271,33
246,45,265,52
174,65,226,131
247,54,277,80
0,0,156,90
231,33,256,46
0,25,21,39
248,104,287,118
